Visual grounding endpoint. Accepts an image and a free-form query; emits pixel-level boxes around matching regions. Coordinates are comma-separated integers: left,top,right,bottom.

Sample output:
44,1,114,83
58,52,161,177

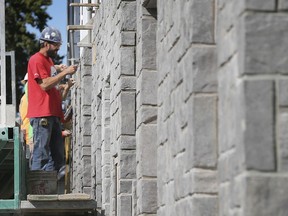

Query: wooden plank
64,136,71,194
21,200,97,212
58,193,90,201
27,193,91,201
67,25,93,31
77,42,92,47
69,3,99,8
27,194,58,201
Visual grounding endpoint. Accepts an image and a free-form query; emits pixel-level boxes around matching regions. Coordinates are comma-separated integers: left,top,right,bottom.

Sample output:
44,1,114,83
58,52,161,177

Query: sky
28,0,67,63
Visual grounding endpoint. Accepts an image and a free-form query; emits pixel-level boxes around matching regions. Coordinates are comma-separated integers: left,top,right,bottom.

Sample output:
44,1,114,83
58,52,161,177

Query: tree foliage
5,0,64,110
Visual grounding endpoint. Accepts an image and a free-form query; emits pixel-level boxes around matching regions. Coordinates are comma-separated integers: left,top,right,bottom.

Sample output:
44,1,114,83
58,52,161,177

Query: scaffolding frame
0,1,21,213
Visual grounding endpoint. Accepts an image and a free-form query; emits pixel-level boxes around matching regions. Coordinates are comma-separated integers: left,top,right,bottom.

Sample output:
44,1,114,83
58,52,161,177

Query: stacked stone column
91,1,138,216
71,47,92,194
218,0,288,215
136,1,158,216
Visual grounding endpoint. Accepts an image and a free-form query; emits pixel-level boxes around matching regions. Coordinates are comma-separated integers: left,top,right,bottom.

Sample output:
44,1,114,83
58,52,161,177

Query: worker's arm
37,65,78,91
61,78,75,100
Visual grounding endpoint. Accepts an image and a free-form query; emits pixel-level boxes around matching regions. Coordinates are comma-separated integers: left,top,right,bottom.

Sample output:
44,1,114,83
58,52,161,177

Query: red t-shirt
27,52,63,120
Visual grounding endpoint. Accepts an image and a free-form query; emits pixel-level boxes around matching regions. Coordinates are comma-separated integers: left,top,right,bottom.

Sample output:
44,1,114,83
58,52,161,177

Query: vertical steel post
13,127,20,209
87,0,91,44
0,0,6,126
10,51,16,107
70,30,75,65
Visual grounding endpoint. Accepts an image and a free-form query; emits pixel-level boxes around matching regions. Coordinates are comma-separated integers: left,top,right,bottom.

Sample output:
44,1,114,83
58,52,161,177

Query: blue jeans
30,116,64,171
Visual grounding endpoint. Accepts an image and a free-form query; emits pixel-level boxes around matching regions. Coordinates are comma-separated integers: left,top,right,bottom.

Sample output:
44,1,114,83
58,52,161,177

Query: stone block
96,149,102,184
175,197,193,216
119,180,132,194
119,152,136,179
137,70,157,105
102,101,111,126
120,92,136,135
118,195,132,216
81,116,91,136
279,0,288,9
218,56,243,154
82,146,91,156
102,178,111,204
278,112,288,172
136,106,157,127
82,135,92,148
141,17,157,70
218,149,240,183
278,79,288,107
81,65,92,78
82,47,92,67
185,46,217,96
102,164,110,179
157,106,168,145
132,180,137,215
102,150,110,165
243,80,275,171
120,2,137,31
83,187,92,195
137,179,157,214
191,169,218,194
244,13,288,74
244,174,288,216
157,176,165,207
217,3,239,65
95,185,102,207
82,105,91,116
81,75,92,105
167,113,181,158
174,85,188,131
91,154,96,177
159,77,173,121
119,135,136,150
186,95,218,169
246,0,275,10
120,76,136,91
83,156,91,187
103,87,111,100
192,195,218,216
136,125,157,177
191,0,214,44
121,31,136,46
120,47,135,75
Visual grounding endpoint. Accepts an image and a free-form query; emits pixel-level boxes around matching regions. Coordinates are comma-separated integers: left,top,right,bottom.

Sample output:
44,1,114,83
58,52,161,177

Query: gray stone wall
70,0,288,215
157,0,218,215
218,1,288,215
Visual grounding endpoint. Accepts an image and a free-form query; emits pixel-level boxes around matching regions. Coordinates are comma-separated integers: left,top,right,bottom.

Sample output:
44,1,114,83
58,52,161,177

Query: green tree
5,0,64,110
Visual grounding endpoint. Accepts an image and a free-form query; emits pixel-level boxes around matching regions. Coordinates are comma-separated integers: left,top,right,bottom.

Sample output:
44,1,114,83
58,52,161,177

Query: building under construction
1,0,288,216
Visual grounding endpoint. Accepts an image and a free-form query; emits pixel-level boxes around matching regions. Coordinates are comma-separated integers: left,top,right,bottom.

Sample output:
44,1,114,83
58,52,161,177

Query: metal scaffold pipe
0,0,6,126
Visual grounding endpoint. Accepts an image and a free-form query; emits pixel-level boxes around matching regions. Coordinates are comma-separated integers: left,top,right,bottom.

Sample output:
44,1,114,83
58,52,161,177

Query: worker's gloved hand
65,64,78,76
55,64,67,72
62,129,71,137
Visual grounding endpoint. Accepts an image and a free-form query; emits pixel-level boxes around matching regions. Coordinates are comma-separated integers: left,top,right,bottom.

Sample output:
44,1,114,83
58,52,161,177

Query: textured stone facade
70,0,288,215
